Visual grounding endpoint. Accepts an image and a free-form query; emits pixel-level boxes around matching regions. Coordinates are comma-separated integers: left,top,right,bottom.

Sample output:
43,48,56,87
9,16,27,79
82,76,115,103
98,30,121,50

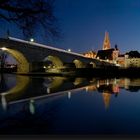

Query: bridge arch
90,62,96,68
43,55,63,68
73,59,86,68
0,48,29,73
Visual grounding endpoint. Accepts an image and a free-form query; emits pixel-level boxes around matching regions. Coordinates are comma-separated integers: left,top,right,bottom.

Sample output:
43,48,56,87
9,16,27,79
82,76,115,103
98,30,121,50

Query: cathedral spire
103,31,111,50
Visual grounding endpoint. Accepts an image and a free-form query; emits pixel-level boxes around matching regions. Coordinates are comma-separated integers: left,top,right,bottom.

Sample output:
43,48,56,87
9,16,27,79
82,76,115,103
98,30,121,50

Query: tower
103,31,111,50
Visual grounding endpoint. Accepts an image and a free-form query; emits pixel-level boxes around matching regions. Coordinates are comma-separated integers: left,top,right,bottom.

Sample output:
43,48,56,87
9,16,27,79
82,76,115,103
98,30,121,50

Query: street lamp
68,49,71,52
1,47,7,51
30,38,34,42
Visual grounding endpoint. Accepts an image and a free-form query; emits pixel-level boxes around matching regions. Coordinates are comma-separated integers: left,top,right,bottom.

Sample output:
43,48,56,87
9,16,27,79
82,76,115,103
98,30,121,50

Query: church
96,31,120,62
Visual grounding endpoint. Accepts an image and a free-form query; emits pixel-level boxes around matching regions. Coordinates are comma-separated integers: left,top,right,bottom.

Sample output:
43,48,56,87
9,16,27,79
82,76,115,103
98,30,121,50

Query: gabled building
96,48,115,60
96,31,120,62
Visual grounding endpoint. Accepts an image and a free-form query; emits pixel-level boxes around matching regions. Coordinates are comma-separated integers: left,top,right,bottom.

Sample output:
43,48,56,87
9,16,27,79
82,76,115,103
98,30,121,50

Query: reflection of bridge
0,75,122,111
0,37,115,73
0,75,95,111
1,75,139,112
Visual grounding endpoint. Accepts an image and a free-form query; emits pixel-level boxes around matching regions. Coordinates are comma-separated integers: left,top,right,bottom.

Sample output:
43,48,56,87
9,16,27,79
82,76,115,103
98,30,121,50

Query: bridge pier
0,37,116,74
29,62,45,72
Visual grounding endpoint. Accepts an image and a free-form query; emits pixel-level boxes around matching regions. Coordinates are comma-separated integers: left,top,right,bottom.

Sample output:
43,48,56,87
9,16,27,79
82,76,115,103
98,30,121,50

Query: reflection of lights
97,81,100,88
106,79,109,85
113,85,120,93
47,88,50,93
114,78,117,84
1,95,7,111
68,91,71,99
85,87,88,92
29,99,35,115
1,47,7,51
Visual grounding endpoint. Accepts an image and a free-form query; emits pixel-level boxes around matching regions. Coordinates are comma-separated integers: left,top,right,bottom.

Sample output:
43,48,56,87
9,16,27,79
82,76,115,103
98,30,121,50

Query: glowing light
1,47,7,50
47,88,50,93
106,79,109,85
29,99,35,115
68,49,71,52
68,91,71,99
43,66,46,69
85,87,88,92
97,81,100,88
1,95,7,111
30,38,34,42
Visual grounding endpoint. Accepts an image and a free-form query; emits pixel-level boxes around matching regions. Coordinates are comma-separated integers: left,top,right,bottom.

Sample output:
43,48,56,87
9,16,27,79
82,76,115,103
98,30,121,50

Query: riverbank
9,67,140,78
73,67,140,78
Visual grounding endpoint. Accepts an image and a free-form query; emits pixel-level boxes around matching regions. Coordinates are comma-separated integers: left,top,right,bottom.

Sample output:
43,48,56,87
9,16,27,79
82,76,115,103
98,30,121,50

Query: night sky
1,0,140,60
54,0,140,54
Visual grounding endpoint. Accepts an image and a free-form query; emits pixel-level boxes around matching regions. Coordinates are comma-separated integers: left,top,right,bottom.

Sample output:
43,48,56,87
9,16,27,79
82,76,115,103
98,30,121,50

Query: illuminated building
124,52,140,68
96,32,120,63
125,57,140,68
83,51,97,58
116,54,125,67
96,48,114,60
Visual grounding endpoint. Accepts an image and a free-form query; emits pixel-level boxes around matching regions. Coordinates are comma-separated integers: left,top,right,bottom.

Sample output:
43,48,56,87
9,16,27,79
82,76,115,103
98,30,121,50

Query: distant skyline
1,0,140,59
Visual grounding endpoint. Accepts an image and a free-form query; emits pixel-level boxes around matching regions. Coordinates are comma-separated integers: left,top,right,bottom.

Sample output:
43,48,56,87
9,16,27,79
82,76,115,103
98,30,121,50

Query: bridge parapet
0,37,116,73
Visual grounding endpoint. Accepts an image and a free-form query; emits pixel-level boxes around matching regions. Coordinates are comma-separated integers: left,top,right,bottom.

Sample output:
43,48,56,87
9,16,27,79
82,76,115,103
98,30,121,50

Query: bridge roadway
0,36,116,73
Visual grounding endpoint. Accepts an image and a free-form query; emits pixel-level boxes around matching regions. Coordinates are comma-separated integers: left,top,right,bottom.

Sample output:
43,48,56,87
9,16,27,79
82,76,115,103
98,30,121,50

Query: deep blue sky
1,0,140,55
54,0,140,54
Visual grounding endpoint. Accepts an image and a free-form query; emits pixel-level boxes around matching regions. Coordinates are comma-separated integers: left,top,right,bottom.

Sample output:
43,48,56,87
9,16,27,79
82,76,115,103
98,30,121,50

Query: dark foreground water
0,74,140,135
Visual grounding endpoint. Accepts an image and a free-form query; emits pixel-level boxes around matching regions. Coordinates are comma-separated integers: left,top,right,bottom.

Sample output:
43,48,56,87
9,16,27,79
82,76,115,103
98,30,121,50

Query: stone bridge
0,37,115,73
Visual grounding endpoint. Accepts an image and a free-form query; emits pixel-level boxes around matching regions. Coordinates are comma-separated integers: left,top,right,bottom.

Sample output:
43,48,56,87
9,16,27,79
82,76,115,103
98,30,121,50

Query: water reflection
0,74,140,112
0,74,30,110
0,74,140,134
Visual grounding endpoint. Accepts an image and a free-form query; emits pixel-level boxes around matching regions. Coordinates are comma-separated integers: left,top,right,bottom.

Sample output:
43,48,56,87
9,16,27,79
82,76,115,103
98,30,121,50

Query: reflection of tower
103,31,111,50
102,92,111,109
29,99,35,115
1,95,7,111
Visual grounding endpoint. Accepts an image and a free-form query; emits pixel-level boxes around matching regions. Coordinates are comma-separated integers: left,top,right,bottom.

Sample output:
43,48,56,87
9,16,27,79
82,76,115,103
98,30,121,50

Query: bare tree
0,0,59,39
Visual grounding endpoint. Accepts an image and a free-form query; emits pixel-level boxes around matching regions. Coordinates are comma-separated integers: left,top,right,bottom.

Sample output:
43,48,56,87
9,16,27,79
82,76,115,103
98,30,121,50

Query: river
0,74,140,135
